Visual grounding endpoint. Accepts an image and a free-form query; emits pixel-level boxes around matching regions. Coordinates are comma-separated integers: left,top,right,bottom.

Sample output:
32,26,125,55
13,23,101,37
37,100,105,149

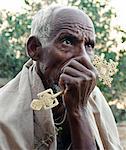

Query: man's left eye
86,44,93,49
85,44,94,55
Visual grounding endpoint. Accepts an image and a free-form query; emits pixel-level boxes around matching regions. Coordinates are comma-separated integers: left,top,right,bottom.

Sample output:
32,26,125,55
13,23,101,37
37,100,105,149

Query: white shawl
0,60,122,150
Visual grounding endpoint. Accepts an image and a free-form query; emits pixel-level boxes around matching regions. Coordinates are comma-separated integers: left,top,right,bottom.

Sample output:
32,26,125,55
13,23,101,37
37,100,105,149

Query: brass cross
31,89,63,110
92,55,118,87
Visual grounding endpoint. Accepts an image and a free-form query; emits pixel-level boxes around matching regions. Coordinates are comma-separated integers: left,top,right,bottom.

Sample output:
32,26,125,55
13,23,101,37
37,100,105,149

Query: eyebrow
53,26,95,44
58,32,79,40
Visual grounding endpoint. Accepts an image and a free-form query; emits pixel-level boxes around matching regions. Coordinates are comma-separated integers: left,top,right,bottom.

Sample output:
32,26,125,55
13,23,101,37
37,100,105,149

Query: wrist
67,106,87,119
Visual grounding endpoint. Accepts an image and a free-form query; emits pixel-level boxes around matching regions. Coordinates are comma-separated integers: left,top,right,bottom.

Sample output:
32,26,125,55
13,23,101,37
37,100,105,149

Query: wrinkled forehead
49,7,95,40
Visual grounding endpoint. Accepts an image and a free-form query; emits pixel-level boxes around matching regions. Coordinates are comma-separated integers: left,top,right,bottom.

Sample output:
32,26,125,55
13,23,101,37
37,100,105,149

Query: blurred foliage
0,0,56,78
0,0,126,122
0,12,30,78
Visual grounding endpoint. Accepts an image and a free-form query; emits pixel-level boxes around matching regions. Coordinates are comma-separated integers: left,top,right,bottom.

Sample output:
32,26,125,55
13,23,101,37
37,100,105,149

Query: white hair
30,5,89,47
30,5,61,47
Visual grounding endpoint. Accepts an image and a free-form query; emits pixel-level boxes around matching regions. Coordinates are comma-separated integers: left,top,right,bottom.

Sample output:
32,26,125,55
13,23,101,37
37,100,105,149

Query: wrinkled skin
27,7,97,150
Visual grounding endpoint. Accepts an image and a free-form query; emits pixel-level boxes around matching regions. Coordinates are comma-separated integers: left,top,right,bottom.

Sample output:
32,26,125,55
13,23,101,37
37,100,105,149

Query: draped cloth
0,60,123,150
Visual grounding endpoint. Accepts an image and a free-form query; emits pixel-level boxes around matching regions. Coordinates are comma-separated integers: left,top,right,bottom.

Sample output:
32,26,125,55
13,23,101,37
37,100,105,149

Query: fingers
59,56,97,108
59,56,97,93
76,56,98,76
59,70,96,106
75,56,94,70
59,73,79,90
61,57,97,79
61,56,98,77
59,68,96,91
63,65,95,79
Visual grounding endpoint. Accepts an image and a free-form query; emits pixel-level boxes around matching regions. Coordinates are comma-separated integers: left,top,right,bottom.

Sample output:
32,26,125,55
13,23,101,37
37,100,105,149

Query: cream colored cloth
0,60,123,150
0,60,56,150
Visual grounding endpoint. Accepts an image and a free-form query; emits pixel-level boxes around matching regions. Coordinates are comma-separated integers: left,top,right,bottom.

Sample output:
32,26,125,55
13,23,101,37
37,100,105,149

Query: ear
26,36,42,60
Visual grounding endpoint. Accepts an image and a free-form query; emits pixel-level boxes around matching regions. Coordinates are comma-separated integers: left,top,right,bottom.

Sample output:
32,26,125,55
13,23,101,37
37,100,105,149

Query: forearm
59,55,98,149
68,108,97,150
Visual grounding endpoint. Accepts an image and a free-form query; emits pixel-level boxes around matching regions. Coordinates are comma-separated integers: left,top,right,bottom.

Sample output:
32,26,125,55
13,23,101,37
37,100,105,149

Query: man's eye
62,39,72,45
86,44,93,49
85,44,94,54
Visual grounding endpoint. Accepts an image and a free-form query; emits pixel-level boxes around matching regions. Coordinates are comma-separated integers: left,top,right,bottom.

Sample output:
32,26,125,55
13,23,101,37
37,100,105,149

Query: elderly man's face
40,7,95,87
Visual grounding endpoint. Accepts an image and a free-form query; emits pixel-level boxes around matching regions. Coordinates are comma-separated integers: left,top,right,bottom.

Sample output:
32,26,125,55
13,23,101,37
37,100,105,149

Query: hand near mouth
59,56,97,112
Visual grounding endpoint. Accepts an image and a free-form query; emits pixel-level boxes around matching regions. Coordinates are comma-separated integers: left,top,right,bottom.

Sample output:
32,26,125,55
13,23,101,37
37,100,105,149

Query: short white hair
30,5,61,47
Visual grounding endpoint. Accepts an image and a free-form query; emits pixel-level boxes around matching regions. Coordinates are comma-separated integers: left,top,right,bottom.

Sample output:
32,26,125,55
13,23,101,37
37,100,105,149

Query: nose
76,43,91,61
80,44,87,55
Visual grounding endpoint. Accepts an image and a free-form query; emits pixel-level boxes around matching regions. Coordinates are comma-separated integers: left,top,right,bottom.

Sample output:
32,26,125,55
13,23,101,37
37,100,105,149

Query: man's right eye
62,38,73,46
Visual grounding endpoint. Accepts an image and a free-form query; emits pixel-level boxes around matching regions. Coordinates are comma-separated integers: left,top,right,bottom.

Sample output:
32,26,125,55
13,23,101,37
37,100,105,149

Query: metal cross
92,55,118,87
31,89,63,110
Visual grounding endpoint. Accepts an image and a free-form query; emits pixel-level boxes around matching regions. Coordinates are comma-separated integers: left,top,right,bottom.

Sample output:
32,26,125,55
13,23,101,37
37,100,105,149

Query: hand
59,56,97,113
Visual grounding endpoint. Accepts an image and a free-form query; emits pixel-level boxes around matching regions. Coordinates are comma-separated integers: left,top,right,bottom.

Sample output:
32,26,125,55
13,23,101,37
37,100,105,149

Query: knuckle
82,76,89,81
74,78,81,87
79,76,88,83
92,67,99,76
63,66,69,73
59,73,65,80
62,59,73,71
70,58,77,64
67,59,74,65
90,71,97,80
80,72,96,82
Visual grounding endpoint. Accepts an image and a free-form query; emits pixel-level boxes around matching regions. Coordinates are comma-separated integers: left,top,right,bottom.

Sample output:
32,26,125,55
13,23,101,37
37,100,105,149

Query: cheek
47,50,73,70
47,52,73,84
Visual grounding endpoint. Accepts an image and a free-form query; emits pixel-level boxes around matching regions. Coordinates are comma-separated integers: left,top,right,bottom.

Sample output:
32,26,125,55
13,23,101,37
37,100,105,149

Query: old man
0,5,122,150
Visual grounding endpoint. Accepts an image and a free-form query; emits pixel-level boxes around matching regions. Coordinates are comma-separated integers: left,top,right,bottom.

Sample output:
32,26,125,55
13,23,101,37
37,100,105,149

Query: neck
35,61,49,89
35,61,61,94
